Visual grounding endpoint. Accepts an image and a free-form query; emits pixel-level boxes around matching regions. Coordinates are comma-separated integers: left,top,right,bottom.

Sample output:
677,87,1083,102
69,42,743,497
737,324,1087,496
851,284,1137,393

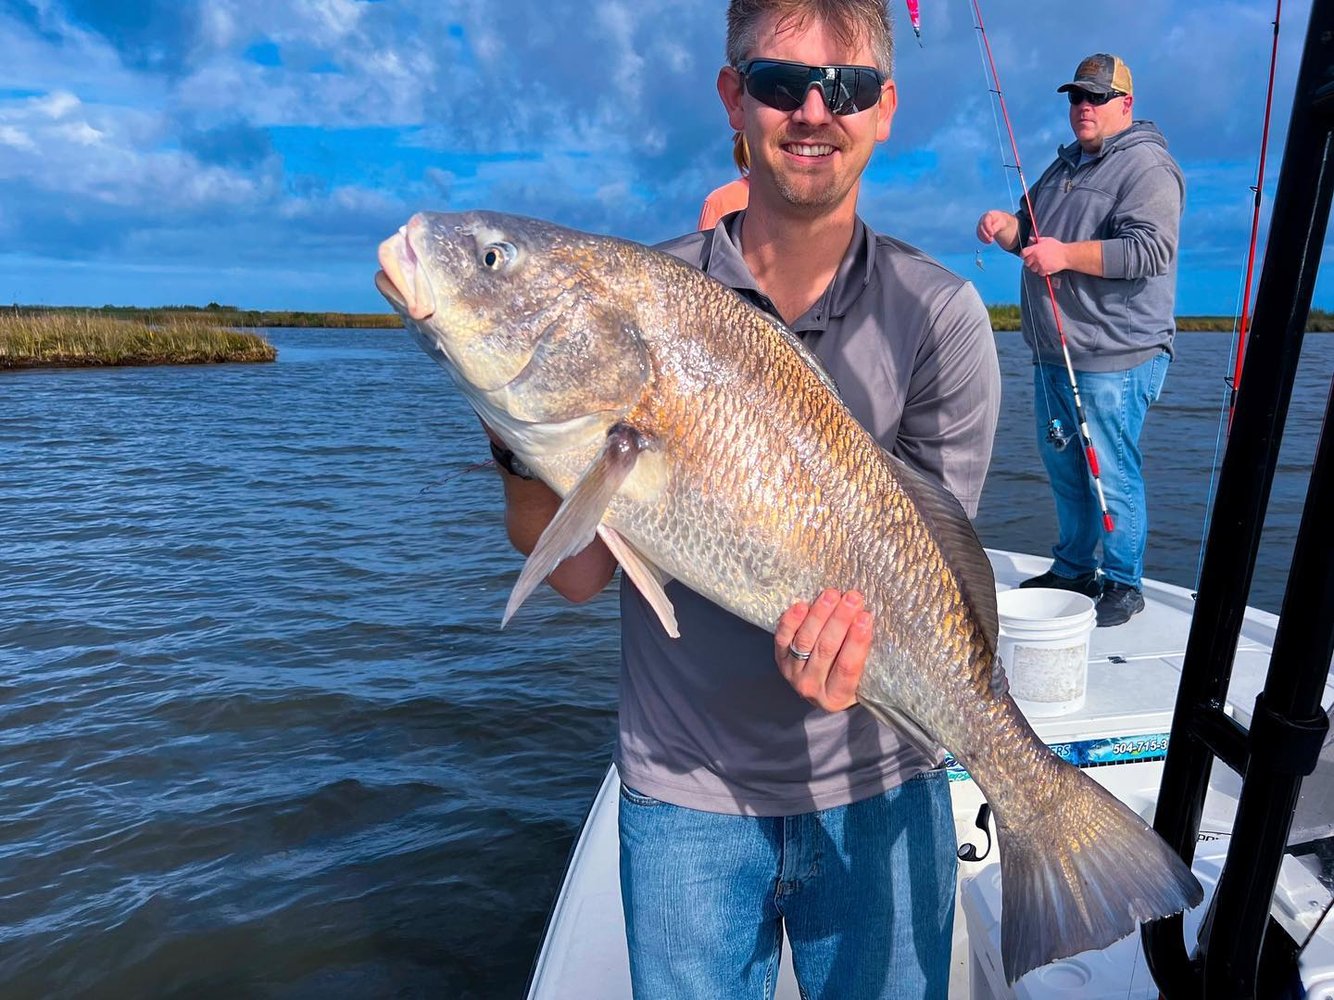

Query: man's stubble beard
768,133,864,211
773,170,848,210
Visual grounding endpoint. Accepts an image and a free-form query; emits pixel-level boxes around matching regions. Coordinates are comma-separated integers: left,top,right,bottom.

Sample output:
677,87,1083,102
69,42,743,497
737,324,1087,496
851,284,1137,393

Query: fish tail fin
996,767,1204,985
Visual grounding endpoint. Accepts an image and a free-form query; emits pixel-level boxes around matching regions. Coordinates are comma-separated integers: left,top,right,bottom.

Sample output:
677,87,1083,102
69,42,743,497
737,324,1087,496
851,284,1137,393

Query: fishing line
409,460,497,500
1194,0,1283,594
971,9,1017,275
1298,896,1334,960
1297,701,1334,957
1125,938,1143,1000
904,0,922,47
969,0,1115,532
969,16,1070,445
1230,0,1283,428
972,21,1018,210
969,3,1059,428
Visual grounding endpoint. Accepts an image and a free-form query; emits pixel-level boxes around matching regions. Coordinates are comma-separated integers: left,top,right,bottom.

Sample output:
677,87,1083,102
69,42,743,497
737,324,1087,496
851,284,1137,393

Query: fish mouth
374,269,407,313
376,218,436,321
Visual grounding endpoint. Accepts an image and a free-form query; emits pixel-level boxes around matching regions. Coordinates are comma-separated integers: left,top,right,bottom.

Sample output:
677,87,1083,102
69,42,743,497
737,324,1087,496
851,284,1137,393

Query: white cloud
35,90,82,118
595,2,648,105
293,0,368,45
0,8,136,101
0,0,1323,311
0,93,278,242
0,125,36,151
196,2,242,50
55,120,105,146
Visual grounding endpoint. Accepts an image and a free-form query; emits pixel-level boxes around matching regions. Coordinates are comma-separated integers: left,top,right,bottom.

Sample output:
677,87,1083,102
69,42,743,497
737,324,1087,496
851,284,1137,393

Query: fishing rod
1195,0,1284,593
1228,0,1283,432
969,0,1115,533
905,0,921,46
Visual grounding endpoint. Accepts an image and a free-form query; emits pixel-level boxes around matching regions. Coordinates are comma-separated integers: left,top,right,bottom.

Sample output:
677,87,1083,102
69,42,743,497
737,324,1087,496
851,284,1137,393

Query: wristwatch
489,439,536,480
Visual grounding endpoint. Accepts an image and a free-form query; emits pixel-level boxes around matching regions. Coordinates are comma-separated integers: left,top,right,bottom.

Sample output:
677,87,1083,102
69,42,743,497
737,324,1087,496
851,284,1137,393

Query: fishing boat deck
526,549,1333,999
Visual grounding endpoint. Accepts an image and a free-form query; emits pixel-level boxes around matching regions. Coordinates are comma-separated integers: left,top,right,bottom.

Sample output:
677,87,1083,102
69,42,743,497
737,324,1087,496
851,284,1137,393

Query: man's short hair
726,0,894,77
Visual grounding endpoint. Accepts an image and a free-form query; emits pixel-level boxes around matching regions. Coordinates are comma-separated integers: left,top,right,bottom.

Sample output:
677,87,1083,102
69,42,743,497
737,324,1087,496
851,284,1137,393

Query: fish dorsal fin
598,525,678,638
502,423,651,627
884,452,999,654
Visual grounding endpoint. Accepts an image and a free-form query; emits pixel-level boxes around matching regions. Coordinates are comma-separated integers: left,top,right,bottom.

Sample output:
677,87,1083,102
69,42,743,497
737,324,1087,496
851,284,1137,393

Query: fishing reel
1046,417,1072,452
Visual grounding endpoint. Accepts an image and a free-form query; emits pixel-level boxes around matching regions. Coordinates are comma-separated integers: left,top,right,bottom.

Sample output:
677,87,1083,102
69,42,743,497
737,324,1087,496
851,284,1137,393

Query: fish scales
376,210,1203,984
630,265,969,683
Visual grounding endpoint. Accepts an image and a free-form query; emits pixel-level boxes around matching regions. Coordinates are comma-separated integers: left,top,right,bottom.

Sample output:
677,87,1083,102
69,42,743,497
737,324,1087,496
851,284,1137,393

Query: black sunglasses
1067,88,1125,107
737,58,885,116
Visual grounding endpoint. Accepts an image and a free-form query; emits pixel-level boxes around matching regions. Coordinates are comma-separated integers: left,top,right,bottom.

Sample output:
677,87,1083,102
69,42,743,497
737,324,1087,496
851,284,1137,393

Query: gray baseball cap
1056,53,1134,96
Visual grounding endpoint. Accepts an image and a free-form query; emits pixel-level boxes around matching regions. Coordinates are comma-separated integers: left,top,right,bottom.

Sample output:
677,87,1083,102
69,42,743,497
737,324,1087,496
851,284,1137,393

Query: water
978,332,1332,613
1,328,1329,997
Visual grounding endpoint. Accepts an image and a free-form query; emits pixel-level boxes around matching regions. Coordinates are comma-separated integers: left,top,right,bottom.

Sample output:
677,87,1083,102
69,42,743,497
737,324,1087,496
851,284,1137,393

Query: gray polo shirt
613,213,1001,817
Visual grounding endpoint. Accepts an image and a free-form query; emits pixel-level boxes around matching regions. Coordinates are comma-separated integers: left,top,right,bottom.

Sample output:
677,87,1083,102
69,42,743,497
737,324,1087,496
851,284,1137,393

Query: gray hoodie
1013,121,1185,372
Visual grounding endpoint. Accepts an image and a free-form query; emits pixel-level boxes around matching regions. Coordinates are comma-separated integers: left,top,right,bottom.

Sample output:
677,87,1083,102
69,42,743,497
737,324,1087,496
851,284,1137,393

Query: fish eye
480,242,517,271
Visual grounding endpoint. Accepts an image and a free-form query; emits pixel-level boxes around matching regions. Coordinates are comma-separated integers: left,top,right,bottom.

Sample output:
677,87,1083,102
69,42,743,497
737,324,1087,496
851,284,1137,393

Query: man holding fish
489,1,999,995
376,0,1204,994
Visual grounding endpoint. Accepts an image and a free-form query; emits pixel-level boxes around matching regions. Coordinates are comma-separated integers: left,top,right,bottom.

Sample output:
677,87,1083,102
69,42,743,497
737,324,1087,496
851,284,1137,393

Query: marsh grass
0,312,277,369
985,306,1334,332
16,303,398,329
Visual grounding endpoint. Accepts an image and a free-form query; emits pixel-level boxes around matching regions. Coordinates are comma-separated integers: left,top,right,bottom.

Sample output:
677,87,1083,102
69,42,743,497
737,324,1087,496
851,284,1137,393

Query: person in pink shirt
697,130,751,229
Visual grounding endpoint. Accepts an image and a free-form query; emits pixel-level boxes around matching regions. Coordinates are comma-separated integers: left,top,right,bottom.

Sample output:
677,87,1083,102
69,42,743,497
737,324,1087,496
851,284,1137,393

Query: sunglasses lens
840,68,883,114
1068,89,1117,107
743,61,883,116
745,63,811,112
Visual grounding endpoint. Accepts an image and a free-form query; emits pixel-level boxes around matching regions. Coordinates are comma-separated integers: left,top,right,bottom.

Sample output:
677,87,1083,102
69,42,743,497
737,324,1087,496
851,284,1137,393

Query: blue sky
0,0,1321,314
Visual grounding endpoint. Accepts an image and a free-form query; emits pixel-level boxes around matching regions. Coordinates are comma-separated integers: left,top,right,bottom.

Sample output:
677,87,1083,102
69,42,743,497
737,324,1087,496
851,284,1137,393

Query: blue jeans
618,769,957,1000
1034,352,1169,589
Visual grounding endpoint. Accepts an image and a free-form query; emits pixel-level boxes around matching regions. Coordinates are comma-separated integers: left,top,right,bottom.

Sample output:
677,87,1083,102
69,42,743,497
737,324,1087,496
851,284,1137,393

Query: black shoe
1018,569,1102,599
1096,582,1145,627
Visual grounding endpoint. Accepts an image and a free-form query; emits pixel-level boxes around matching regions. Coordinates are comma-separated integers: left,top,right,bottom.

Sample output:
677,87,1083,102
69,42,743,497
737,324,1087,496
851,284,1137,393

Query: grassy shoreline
11,304,400,330
0,312,277,369
985,304,1334,333
7,304,1334,335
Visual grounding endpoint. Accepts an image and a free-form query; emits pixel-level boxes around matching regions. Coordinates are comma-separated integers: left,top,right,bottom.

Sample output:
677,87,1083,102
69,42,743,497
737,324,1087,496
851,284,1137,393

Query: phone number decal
945,732,1172,782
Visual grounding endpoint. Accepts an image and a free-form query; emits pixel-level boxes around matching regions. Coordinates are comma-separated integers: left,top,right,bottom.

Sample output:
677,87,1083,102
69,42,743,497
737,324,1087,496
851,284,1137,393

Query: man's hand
479,416,617,602
975,210,1019,251
774,589,873,712
1020,236,1070,277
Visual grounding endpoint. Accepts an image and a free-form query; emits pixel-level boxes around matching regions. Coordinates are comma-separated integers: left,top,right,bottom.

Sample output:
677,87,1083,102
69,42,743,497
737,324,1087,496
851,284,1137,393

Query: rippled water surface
1,328,1329,997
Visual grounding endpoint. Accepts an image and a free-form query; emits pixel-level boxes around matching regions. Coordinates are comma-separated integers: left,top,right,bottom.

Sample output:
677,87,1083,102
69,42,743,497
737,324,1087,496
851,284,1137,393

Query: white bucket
996,588,1097,717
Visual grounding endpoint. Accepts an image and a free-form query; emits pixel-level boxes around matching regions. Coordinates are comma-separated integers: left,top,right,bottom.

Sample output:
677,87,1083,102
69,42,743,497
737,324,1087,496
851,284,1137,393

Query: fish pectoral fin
598,526,678,638
859,700,943,763
502,423,653,627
